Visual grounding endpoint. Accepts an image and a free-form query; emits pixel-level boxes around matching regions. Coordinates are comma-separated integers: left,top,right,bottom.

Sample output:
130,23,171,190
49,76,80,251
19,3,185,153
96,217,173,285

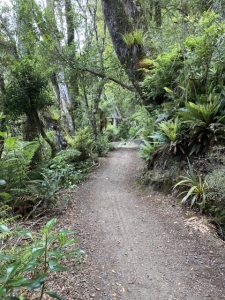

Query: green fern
122,30,144,47
0,140,39,189
158,117,181,142
179,95,225,154
139,140,155,161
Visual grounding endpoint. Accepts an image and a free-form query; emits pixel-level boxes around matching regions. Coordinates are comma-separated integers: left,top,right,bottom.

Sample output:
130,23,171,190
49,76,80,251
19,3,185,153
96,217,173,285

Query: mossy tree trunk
102,0,147,103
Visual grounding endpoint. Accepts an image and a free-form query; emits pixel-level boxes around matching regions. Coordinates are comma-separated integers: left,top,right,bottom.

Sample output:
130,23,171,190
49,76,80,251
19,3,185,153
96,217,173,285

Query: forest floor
48,145,225,300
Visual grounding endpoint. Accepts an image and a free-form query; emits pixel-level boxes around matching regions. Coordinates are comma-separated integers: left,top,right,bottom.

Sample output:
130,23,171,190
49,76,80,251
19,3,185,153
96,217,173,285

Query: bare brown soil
51,147,225,300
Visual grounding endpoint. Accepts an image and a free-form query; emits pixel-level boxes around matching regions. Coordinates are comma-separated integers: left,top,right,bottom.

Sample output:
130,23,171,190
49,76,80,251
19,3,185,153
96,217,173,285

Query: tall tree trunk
80,76,98,138
23,114,39,141
123,0,146,30
65,0,79,127
46,0,75,134
65,0,74,46
51,72,75,134
92,79,106,139
154,1,162,27
0,74,6,158
102,0,147,103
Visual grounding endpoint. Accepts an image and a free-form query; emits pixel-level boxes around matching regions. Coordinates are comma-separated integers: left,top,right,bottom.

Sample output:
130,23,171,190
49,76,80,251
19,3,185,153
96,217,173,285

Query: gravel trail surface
57,147,225,300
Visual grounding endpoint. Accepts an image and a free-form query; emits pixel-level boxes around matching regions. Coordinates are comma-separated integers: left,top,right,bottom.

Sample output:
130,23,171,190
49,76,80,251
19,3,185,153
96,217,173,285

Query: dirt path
57,147,225,300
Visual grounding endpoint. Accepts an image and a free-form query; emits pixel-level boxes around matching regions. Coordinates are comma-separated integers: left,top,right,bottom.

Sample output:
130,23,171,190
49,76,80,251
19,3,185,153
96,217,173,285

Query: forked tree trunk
32,110,57,158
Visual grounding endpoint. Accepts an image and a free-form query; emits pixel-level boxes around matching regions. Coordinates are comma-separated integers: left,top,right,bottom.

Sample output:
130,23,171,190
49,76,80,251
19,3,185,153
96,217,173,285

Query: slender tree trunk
92,79,106,139
23,113,42,167
57,71,75,134
65,0,74,46
154,1,162,27
81,79,98,138
65,0,79,127
0,74,6,158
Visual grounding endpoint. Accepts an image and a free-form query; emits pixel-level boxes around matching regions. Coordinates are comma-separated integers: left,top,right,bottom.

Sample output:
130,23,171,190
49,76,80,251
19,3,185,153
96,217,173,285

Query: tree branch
78,67,135,91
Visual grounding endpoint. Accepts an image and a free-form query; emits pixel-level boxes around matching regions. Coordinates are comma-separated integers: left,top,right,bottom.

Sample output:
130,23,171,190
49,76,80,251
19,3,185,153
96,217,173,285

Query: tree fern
0,140,40,189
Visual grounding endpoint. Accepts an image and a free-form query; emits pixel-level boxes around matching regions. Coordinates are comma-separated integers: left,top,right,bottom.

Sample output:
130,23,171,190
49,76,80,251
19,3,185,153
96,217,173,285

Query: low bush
0,218,83,299
129,106,156,140
142,45,183,104
0,139,40,190
104,125,120,142
174,162,207,210
139,140,155,162
178,96,225,154
94,135,110,156
65,127,94,160
205,169,225,207
151,117,185,154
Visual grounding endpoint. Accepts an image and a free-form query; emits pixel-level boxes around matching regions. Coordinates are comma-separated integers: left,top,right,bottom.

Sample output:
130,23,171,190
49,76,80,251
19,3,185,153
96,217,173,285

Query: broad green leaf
31,247,45,258
48,260,67,272
164,87,174,95
8,277,31,288
0,253,12,261
27,274,47,290
17,229,33,239
0,224,10,233
0,192,11,200
43,218,57,233
46,291,66,300
5,262,21,281
4,137,17,151
0,131,7,137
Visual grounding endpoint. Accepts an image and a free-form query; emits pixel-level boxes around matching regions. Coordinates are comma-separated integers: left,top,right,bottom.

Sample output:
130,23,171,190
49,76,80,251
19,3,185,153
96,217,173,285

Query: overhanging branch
78,67,135,91
55,45,135,92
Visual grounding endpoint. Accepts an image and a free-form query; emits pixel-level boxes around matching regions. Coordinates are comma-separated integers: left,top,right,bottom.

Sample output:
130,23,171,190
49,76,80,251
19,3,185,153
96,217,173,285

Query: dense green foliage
0,218,82,299
1,0,225,296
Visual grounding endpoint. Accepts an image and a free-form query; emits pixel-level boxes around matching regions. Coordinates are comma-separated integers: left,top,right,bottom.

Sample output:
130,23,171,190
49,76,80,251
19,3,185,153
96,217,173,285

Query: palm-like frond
174,162,207,209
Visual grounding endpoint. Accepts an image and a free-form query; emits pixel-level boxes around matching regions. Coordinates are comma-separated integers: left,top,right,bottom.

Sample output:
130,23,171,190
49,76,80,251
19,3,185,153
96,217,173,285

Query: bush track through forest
52,145,225,300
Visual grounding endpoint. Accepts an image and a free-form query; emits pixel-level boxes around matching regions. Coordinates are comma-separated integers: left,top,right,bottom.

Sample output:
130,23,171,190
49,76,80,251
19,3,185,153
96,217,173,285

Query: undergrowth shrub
0,218,83,299
139,140,155,162
104,125,120,142
0,139,40,190
53,148,81,164
174,162,207,210
142,45,183,104
179,95,225,154
66,127,94,160
151,117,185,154
122,29,144,47
129,106,156,139
205,169,225,206
117,120,131,140
94,135,110,156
